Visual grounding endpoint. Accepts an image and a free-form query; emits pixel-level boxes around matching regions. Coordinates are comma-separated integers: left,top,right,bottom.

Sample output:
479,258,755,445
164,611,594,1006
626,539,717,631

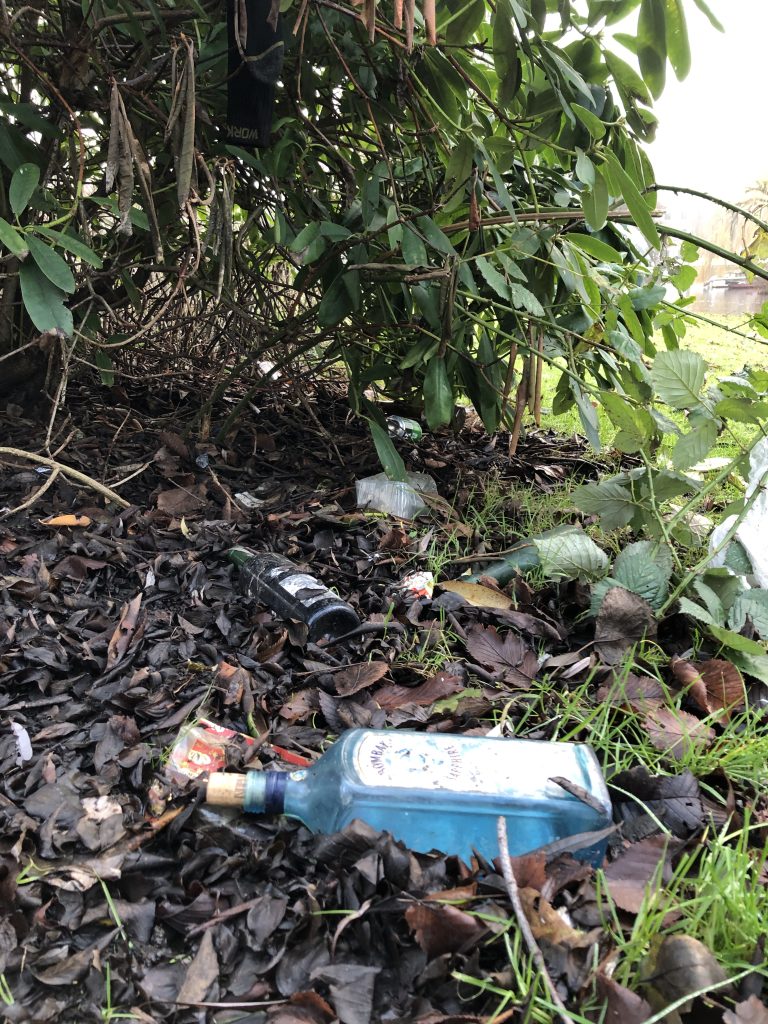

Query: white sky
646,0,768,208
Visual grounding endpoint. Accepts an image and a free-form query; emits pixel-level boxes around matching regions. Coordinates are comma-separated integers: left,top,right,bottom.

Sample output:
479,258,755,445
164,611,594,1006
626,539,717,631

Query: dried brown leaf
603,835,676,914
106,594,143,670
405,903,486,958
595,972,652,1024
595,587,657,665
518,887,585,946
672,656,745,720
374,671,463,710
723,996,768,1024
597,671,665,711
334,660,389,697
644,706,715,760
176,929,218,1003
465,625,537,687
642,934,727,1011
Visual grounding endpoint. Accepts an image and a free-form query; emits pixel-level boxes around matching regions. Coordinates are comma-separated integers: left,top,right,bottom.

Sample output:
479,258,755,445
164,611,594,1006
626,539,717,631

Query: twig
3,466,60,516
496,816,575,1024
0,447,131,508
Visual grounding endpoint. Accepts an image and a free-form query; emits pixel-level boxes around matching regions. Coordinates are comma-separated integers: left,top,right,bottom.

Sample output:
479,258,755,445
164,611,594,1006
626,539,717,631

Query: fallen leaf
603,836,677,914
595,971,652,1024
465,625,538,687
642,934,727,1013
334,661,389,697
518,887,585,946
723,996,768,1024
39,513,92,528
644,706,715,760
595,587,657,665
51,555,108,580
611,767,707,839
405,903,487,958
217,660,253,706
597,671,665,711
374,671,463,710
176,929,218,1003
156,485,207,516
106,594,143,670
439,580,513,610
671,656,745,720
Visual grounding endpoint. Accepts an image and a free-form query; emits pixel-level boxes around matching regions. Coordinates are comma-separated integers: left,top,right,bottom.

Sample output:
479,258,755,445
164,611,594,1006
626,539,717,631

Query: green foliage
0,0,719,445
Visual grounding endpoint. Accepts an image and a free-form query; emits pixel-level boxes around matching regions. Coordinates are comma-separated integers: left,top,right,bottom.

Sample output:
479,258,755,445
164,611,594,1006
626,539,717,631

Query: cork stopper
206,773,247,807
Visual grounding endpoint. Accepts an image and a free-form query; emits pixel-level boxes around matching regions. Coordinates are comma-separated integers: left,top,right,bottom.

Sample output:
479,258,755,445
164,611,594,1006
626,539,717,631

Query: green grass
540,313,768,455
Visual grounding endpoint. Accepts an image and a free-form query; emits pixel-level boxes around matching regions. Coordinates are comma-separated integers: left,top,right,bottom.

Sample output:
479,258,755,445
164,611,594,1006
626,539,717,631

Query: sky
645,0,768,214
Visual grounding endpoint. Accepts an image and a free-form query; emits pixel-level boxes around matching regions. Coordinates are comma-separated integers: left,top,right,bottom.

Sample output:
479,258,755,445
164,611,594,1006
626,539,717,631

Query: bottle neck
243,771,289,815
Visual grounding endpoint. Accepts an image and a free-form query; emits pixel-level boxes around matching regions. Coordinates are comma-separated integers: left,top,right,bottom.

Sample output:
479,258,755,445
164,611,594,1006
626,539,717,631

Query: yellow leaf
180,517,192,538
438,580,512,610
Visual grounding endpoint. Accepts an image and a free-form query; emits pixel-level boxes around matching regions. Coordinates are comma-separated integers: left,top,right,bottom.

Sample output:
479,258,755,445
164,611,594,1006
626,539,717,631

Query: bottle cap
206,773,247,807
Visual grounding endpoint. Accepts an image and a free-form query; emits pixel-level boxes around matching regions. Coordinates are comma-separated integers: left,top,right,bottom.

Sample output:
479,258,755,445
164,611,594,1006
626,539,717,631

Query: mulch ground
0,380,764,1023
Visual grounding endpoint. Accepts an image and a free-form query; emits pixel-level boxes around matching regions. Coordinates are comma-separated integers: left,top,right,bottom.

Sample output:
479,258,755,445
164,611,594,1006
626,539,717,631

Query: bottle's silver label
354,732,590,797
273,570,329,608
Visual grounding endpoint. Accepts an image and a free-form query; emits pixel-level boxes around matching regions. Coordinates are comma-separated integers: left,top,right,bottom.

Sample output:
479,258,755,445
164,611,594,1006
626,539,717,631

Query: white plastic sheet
709,436,768,587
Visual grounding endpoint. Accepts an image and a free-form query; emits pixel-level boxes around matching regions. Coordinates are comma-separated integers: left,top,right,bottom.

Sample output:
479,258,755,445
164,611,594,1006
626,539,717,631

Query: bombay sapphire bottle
206,729,612,866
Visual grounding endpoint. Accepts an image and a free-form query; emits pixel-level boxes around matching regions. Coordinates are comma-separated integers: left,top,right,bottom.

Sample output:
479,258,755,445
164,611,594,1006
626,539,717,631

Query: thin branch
0,448,131,508
496,817,576,1024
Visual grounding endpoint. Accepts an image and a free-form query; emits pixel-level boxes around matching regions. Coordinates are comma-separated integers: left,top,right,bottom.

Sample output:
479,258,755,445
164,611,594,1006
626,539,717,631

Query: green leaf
605,51,652,105
612,540,672,610
575,148,594,186
509,282,544,316
34,226,103,268
664,0,691,79
18,262,73,336
368,418,408,482
26,235,76,294
423,356,453,429
572,478,638,530
671,419,719,470
601,152,660,249
671,264,696,291
582,169,609,231
691,0,723,32
475,256,510,299
729,591,768,639
567,232,622,264
9,162,40,218
571,102,606,139
715,398,768,424
0,217,28,256
708,624,767,656
534,527,610,581
94,350,115,387
290,222,321,252
416,217,455,256
727,651,768,684
678,596,718,627
600,393,655,453
651,349,706,408
318,272,354,327
637,0,667,99
402,225,428,268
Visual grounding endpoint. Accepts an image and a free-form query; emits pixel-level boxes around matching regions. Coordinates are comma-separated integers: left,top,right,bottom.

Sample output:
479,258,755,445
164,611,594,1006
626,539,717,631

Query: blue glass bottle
206,729,612,866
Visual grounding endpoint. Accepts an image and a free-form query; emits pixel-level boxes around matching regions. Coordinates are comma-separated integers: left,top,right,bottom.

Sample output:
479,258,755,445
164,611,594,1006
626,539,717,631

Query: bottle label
354,732,585,797
268,568,329,608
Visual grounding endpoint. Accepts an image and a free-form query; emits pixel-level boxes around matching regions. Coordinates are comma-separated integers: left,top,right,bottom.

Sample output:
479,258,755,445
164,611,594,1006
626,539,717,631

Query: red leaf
465,625,537,687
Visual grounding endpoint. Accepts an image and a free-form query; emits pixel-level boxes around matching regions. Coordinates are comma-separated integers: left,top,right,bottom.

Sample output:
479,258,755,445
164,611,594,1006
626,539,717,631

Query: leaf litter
0,383,765,1021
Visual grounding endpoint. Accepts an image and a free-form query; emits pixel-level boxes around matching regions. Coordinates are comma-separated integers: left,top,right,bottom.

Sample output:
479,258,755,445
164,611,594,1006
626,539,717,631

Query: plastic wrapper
355,471,438,519
709,436,768,587
165,719,256,784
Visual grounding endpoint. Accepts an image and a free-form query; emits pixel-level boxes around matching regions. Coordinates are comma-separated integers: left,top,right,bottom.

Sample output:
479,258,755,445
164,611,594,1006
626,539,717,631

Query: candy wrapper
165,718,256,784
398,570,434,599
